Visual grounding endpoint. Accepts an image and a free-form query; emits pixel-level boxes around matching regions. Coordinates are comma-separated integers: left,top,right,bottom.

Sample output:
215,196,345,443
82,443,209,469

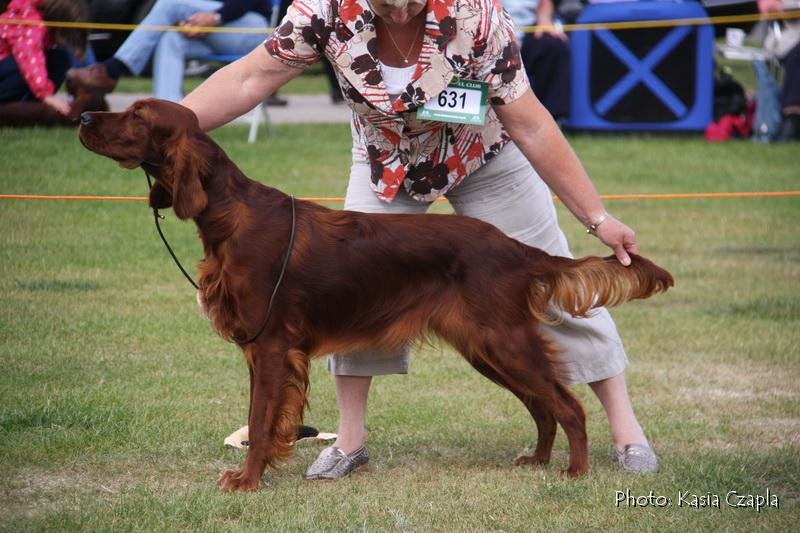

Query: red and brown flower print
266,0,529,202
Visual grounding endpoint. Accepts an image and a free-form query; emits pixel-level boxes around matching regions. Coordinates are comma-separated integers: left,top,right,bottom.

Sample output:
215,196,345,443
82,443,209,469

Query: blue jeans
115,0,268,102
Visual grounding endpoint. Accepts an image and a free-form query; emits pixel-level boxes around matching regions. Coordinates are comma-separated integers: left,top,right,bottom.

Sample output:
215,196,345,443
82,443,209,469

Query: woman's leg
150,11,267,102
309,150,429,473
333,375,372,454
328,346,412,454
152,31,212,102
588,373,647,448
202,11,269,55
115,0,223,75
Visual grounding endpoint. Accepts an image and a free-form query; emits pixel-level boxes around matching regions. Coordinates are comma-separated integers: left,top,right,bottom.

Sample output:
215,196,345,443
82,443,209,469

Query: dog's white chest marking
197,290,211,321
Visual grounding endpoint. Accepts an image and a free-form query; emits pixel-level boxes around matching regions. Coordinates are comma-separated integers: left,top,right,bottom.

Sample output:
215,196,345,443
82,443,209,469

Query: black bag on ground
712,67,747,122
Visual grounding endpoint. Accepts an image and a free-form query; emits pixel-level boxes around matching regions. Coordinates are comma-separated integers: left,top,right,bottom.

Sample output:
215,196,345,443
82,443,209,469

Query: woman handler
181,0,659,478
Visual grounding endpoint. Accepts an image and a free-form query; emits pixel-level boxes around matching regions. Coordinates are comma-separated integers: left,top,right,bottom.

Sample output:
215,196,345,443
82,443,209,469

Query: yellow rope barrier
1,10,798,36
521,10,800,33
1,192,798,203
0,18,268,34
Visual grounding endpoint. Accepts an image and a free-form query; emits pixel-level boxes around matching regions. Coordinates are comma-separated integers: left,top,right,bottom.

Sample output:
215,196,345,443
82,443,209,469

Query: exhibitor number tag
417,79,488,126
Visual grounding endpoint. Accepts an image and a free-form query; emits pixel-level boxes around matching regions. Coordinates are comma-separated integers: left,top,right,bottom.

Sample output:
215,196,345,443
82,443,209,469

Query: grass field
1,124,798,531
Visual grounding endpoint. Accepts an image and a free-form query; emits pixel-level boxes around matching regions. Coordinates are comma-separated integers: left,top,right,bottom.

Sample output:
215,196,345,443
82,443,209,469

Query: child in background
0,0,91,122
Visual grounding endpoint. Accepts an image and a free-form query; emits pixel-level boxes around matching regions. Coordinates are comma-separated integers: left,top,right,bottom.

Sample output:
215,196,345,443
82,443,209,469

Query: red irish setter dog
79,99,673,492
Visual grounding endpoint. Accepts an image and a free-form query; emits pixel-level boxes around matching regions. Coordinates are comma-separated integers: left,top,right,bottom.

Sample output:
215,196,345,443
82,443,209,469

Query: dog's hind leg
549,381,589,479
464,327,588,478
465,357,557,466
511,395,557,467
219,344,309,492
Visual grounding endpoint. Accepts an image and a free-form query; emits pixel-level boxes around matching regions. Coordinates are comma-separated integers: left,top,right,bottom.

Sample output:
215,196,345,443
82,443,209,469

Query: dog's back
289,208,672,355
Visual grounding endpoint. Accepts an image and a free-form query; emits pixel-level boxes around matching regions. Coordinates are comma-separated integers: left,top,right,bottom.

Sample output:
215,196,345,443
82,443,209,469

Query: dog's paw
513,453,550,466
556,466,588,480
218,469,262,492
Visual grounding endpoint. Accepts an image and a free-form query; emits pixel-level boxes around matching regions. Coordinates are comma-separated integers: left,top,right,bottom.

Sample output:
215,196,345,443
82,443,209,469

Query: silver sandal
616,443,659,473
305,445,369,480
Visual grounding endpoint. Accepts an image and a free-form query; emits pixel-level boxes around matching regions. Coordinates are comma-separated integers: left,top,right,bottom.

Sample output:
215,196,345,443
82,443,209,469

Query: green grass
1,125,798,531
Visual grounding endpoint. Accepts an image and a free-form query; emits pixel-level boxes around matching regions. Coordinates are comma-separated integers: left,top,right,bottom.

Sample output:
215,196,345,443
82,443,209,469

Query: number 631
438,90,466,109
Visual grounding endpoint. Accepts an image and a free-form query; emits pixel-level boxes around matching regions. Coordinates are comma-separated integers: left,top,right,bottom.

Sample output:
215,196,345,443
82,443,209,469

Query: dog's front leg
219,345,308,492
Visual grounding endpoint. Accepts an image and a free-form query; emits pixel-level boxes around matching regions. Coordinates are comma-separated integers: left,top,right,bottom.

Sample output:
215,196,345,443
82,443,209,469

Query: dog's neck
189,142,291,259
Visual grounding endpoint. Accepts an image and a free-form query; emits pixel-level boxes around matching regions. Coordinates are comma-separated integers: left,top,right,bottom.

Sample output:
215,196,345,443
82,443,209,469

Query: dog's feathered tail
527,252,674,324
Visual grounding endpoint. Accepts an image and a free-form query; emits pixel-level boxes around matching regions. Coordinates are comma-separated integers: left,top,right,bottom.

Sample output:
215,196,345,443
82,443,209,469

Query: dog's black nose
80,112,92,125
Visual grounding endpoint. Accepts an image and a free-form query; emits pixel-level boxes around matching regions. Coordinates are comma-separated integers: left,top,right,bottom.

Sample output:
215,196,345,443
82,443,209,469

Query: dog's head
78,98,211,219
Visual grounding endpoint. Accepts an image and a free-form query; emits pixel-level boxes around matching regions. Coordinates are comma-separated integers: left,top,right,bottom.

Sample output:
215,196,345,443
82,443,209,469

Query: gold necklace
380,18,423,65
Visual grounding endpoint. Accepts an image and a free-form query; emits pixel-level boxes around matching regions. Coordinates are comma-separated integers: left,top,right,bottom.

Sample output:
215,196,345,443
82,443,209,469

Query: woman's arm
493,90,638,265
181,46,304,131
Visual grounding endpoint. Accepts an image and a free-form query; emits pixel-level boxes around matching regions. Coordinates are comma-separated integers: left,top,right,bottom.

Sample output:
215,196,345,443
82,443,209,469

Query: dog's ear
148,182,173,210
164,133,210,220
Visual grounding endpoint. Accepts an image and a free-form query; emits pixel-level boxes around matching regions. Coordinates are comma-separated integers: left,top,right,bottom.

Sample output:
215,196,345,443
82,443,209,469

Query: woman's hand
493,91,639,267
43,95,71,116
593,215,638,266
180,11,220,37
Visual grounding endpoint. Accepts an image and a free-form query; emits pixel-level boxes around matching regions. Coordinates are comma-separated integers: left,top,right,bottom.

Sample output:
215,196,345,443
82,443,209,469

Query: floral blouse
266,0,530,202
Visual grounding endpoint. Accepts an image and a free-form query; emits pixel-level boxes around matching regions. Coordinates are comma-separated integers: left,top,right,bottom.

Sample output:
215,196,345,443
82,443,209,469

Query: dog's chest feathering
196,290,212,322
196,287,236,341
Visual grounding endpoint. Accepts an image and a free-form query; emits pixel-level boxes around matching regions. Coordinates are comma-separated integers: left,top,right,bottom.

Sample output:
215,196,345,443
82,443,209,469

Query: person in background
0,0,92,123
503,0,571,125
759,0,800,140
66,0,271,103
